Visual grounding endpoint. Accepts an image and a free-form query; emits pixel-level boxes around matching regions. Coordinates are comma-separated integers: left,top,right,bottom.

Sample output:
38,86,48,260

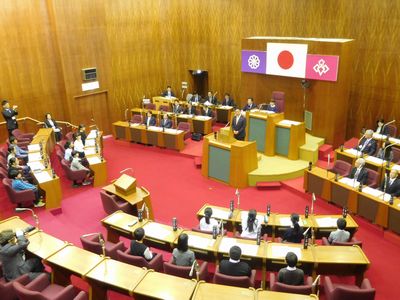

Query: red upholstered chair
0,147,8,159
159,105,170,112
2,178,36,207
328,160,352,177
213,266,256,288
324,276,375,300
56,150,64,162
100,190,133,215
177,122,191,140
0,262,31,300
392,147,400,164
11,129,34,142
116,248,163,272
13,273,86,300
65,132,75,142
131,114,143,124
366,169,379,188
386,124,397,137
144,103,156,110
163,258,208,281
322,237,363,248
80,233,125,260
272,91,285,113
60,159,87,186
0,167,9,179
269,272,313,295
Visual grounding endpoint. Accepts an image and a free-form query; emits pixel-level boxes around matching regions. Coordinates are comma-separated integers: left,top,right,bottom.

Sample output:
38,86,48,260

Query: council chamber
0,1,398,300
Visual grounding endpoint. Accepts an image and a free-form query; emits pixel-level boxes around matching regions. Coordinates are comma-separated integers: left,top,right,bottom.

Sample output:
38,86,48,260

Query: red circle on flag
277,50,294,69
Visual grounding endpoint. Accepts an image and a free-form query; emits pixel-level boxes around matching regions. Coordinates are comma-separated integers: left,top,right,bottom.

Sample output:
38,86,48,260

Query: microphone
311,193,316,215
219,219,224,235
224,122,230,128
356,134,366,157
305,206,309,219
141,202,149,219
212,225,218,239
189,260,200,280
15,208,39,230
125,108,129,122
256,227,261,245
172,217,178,231
382,173,388,200
303,227,311,237
312,275,321,296
228,199,234,219
235,188,240,208
382,120,395,137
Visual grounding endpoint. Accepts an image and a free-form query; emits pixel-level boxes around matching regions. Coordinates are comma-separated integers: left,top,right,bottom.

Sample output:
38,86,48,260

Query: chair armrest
54,285,78,300
249,269,257,288
25,273,49,292
149,252,164,272
324,276,335,294
14,274,31,286
74,291,88,300
321,237,330,245
198,261,209,281
361,278,372,289
269,272,277,288
305,276,313,285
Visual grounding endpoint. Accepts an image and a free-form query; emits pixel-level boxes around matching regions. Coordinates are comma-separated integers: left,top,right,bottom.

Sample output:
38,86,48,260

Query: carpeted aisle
0,137,398,299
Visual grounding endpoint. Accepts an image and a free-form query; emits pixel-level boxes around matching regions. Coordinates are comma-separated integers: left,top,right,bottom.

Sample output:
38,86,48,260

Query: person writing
204,91,218,105
283,213,303,243
130,228,153,260
2,100,18,137
44,113,62,142
202,105,213,117
240,209,259,239
327,218,350,244
199,207,219,232
232,109,246,141
277,252,304,285
185,102,197,115
172,233,195,266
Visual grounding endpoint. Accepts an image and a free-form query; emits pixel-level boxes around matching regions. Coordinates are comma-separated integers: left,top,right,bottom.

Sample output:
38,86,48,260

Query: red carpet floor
1,137,398,299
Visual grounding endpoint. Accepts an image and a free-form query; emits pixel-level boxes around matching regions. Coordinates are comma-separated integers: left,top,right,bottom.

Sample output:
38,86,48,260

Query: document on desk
84,148,96,156
164,128,183,134
87,156,101,165
194,116,212,121
315,217,338,227
28,144,40,152
187,234,215,248
389,137,400,144
338,177,360,188
34,171,52,183
362,187,391,201
87,130,98,139
219,237,258,256
143,223,171,239
279,217,304,226
27,161,45,172
210,208,231,219
344,148,362,157
364,156,384,165
392,165,400,171
178,114,194,119
271,245,302,259
373,133,387,140
28,152,42,162
278,120,301,126
219,106,233,109
85,139,96,147
148,126,163,132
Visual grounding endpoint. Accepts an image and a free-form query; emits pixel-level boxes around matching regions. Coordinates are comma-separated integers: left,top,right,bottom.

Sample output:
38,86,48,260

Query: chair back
213,266,252,288
177,122,191,139
331,160,352,177
272,281,312,295
0,168,8,179
163,261,193,279
80,234,103,255
272,91,285,112
386,124,397,137
131,114,143,124
100,190,120,215
332,237,363,247
331,285,375,300
117,249,150,269
65,131,74,141
159,105,170,112
56,150,64,162
13,281,45,300
392,147,400,164
144,103,156,110
366,168,379,188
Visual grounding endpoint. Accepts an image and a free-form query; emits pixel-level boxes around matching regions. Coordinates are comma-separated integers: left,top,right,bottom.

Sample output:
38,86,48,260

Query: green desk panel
248,117,266,152
275,127,290,157
208,145,230,183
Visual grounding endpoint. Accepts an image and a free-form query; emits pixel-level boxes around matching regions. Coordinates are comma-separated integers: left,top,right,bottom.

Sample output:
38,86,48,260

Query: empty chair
324,276,375,300
177,122,191,140
2,178,36,207
213,266,256,288
269,272,313,295
272,91,285,113
366,169,379,188
131,114,143,124
386,124,397,137
392,147,400,164
163,258,208,280
0,262,31,300
328,160,352,177
11,129,34,142
322,236,363,247
13,273,87,300
117,248,163,272
80,233,125,260
144,103,156,110
60,159,87,187
100,190,133,215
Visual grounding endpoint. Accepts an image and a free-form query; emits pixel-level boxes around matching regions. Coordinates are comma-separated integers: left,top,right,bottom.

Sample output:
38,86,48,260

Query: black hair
45,113,51,119
177,233,189,252
9,136,16,144
2,100,9,106
204,207,213,224
247,209,257,232
134,228,145,241
8,157,17,166
229,245,242,260
71,151,79,157
64,141,71,149
285,251,298,267
9,169,20,179
291,213,300,234
8,145,15,153
78,124,85,130
337,218,347,230
224,93,230,97
167,85,171,88
248,97,254,102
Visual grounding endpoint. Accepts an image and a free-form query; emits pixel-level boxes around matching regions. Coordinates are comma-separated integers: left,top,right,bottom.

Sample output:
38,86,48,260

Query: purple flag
241,50,267,74
305,54,339,82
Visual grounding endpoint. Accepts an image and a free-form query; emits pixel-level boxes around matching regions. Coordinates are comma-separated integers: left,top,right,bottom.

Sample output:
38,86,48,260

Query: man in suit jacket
219,246,251,277
356,129,377,156
0,229,45,281
348,158,368,185
242,98,257,111
44,113,62,142
2,100,18,137
202,106,213,117
143,111,156,127
172,100,183,114
277,252,304,286
204,91,218,105
161,86,175,98
221,93,234,106
380,169,400,196
160,114,172,128
185,103,197,115
190,92,202,104
328,218,350,244
232,109,246,141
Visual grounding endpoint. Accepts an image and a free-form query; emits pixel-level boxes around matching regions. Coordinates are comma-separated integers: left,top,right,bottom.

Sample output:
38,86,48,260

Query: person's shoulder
172,248,178,255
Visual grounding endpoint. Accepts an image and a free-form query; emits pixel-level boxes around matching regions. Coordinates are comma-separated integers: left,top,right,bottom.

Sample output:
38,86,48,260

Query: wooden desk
34,169,62,209
85,258,148,300
0,216,32,230
178,230,221,261
45,245,105,286
304,167,335,200
196,203,240,233
152,96,176,110
310,214,358,239
268,214,313,240
192,282,255,300
87,155,108,187
215,106,233,123
388,198,400,234
141,221,182,251
133,270,197,300
256,290,318,300
312,245,370,286
275,120,305,160
27,231,68,260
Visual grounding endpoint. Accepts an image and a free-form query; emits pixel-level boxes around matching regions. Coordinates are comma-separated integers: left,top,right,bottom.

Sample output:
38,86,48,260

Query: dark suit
278,268,305,286
205,96,218,105
219,260,251,277
202,108,213,117
160,118,172,128
349,167,368,185
265,104,278,112
232,115,246,140
242,103,257,111
44,118,62,142
222,98,234,106
162,91,175,97
375,125,390,136
380,177,400,197
190,95,202,104
144,116,156,127
357,137,377,156
185,107,197,115
2,108,18,137
172,105,183,114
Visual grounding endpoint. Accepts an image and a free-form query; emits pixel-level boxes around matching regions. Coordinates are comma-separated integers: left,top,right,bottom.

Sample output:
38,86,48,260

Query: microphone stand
356,134,366,159
15,208,39,230
235,188,240,209
382,120,395,137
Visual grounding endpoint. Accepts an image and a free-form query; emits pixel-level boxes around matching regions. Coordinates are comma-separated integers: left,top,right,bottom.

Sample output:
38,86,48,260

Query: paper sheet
27,161,45,171
362,187,391,201
219,106,233,109
270,245,302,259
279,217,304,226
315,217,338,227
194,116,212,121
392,165,400,171
210,208,231,219
365,156,384,165
28,144,40,152
87,156,101,165
164,128,183,134
218,238,259,256
34,171,52,183
372,133,387,140
84,148,96,155
344,148,363,157
147,126,163,132
28,152,43,162
85,139,96,147
87,130,98,139
278,120,300,126
143,223,171,239
338,177,360,188
187,234,215,248
177,114,193,118
389,137,400,144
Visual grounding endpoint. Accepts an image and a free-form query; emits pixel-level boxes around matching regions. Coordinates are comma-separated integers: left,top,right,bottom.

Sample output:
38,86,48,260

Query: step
256,182,282,189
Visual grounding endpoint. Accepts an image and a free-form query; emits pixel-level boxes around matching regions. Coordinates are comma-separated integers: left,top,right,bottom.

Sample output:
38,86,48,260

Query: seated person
328,218,350,244
380,169,400,197
0,229,45,281
8,157,32,182
70,151,91,186
283,213,304,243
10,170,45,207
7,145,17,166
221,93,234,106
160,114,172,128
64,141,74,162
242,97,257,111
204,91,218,105
240,209,259,239
185,102,197,115
143,111,156,127
277,252,304,286
130,228,153,260
73,134,85,158
376,141,393,162
375,119,390,135
77,124,87,145
355,129,377,156
202,105,213,117
263,99,278,112
199,207,219,232
44,113,62,142
9,137,28,161
162,85,175,98
348,158,368,185
190,91,202,104
219,245,251,277
172,100,183,114
172,233,195,266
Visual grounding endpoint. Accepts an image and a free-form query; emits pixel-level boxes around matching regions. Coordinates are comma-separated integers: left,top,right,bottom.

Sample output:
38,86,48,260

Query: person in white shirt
70,151,91,186
73,134,85,158
64,141,74,162
44,113,62,142
328,218,350,244
199,207,219,232
240,209,259,239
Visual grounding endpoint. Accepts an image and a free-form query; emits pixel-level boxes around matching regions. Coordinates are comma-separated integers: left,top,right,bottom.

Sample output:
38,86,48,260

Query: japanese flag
266,43,308,78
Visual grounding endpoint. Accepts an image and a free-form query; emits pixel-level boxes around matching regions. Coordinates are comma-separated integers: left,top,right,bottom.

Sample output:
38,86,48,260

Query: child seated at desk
130,228,154,260
199,207,219,232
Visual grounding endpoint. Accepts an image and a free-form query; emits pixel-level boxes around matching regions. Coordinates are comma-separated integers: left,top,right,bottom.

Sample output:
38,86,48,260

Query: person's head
204,207,213,224
285,252,298,268
9,169,21,179
64,141,72,149
247,98,254,105
45,113,52,120
2,100,9,109
133,228,145,241
229,245,242,261
0,230,15,246
269,99,276,106
193,91,198,96
9,157,17,167
208,91,212,97
377,119,384,127
72,151,79,158
224,93,230,100
167,86,172,92
9,136,17,145
75,134,82,141
365,129,373,139
247,209,257,232
234,109,241,117
337,218,347,230
147,111,152,117
355,158,365,168
390,169,399,179
174,99,179,105
177,233,189,252
78,124,85,132
163,114,168,120
290,213,300,224
8,145,16,154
